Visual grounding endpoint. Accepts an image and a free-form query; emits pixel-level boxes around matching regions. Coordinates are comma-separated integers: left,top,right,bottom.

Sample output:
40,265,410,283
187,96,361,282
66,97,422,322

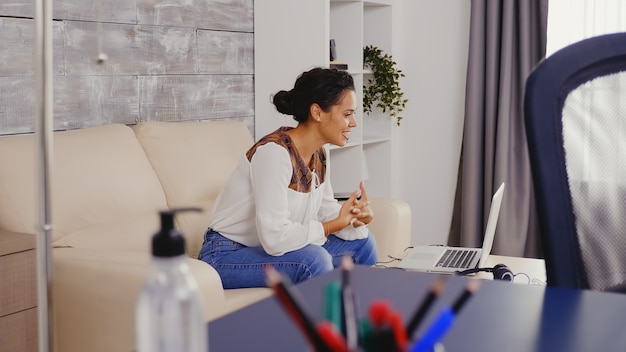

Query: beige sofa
0,120,411,352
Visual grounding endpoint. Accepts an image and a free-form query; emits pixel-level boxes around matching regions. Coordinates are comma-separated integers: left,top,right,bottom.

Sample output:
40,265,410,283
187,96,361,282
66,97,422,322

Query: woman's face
319,89,357,147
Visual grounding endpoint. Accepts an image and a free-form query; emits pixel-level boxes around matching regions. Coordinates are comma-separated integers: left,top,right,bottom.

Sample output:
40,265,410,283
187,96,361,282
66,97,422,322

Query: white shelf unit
328,0,396,197
254,0,397,198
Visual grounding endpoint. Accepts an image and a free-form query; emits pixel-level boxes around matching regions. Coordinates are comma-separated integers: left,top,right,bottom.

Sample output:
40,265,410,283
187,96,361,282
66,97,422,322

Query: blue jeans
198,228,378,289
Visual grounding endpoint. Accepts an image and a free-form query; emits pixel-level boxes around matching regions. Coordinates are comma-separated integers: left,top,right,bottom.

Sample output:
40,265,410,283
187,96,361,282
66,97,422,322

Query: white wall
393,1,471,246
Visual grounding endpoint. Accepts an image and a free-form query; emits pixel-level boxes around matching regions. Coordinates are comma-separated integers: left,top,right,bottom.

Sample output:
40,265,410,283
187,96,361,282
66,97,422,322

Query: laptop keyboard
436,249,477,269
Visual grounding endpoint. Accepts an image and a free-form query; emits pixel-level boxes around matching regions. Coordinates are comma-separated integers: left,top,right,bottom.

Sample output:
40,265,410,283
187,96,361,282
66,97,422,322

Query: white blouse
208,141,368,256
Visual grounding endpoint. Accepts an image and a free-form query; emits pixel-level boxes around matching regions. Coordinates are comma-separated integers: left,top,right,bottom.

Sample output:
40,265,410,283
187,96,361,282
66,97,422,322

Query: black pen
405,277,446,339
409,279,481,352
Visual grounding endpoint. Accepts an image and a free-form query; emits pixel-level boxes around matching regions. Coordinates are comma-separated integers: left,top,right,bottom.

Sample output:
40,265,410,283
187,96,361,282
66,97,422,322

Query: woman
199,67,377,288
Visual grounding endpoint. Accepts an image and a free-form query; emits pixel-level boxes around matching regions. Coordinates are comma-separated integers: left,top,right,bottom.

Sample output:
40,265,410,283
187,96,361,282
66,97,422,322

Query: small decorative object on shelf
330,39,349,70
330,61,349,70
363,45,408,126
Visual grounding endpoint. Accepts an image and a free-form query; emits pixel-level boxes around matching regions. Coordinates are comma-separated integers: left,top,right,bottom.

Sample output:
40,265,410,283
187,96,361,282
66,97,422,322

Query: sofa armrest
0,230,35,255
52,248,227,352
367,197,412,261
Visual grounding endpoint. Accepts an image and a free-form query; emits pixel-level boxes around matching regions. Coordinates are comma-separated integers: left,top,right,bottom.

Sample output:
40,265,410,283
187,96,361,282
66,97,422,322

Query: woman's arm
250,143,326,255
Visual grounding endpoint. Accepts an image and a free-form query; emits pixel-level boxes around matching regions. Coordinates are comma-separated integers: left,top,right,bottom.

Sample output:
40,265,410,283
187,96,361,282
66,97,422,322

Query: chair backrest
525,32,626,291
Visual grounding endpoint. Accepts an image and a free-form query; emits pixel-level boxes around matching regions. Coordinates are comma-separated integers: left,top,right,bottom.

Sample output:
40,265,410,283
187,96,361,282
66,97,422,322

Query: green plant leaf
362,45,408,126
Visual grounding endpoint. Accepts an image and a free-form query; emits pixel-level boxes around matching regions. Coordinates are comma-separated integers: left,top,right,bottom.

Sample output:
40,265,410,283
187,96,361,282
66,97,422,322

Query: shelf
362,136,391,145
326,136,390,150
364,0,393,6
332,0,392,5
327,142,361,151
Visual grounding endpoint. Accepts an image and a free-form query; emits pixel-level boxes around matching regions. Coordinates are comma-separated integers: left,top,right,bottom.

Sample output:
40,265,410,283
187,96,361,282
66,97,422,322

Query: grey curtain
448,0,548,258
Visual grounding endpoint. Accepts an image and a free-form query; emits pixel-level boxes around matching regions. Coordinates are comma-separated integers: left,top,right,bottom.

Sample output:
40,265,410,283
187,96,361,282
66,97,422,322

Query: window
546,0,626,56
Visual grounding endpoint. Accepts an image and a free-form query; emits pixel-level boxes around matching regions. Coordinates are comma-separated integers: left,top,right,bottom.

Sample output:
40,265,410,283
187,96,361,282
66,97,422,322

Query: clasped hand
339,181,373,228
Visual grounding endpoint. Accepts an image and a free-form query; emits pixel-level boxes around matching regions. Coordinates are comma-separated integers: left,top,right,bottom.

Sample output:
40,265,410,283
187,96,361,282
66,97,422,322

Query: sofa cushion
0,124,168,247
133,120,253,255
53,248,226,352
53,215,158,253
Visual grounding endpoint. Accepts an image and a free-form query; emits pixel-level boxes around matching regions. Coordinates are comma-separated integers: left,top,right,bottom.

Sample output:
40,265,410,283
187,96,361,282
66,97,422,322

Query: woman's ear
310,104,322,122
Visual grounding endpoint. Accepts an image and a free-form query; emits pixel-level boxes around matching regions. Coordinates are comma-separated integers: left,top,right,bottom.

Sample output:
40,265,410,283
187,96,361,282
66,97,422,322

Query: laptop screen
476,182,505,266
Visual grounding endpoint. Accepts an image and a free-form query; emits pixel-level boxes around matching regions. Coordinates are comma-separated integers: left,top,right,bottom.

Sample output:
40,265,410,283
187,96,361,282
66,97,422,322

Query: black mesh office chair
524,32,626,292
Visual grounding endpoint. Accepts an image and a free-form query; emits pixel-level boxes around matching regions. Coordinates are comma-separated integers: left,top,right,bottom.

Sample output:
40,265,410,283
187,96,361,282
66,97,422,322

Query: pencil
340,255,359,351
405,277,446,339
264,265,330,352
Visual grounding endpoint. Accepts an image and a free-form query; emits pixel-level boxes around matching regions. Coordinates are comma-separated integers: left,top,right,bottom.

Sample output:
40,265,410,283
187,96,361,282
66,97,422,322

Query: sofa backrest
0,124,168,252
133,120,253,258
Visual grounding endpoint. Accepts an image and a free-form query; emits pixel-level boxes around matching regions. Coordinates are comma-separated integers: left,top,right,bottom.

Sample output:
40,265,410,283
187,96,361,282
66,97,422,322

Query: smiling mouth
342,132,350,141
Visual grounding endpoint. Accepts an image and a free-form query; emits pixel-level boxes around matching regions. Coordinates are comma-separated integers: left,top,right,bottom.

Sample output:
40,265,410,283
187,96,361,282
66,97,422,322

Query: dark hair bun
272,90,294,116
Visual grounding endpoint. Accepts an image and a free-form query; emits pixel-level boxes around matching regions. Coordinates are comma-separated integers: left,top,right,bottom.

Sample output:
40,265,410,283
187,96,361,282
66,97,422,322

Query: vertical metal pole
34,0,54,350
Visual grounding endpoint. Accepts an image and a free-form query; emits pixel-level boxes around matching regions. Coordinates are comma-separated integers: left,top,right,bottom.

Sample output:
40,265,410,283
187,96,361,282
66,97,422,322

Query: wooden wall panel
0,0,32,18
0,76,140,134
0,18,65,76
0,0,255,136
139,75,253,122
64,21,198,75
53,0,137,23
53,76,140,129
138,0,253,32
198,30,253,74
0,77,34,134
0,0,137,23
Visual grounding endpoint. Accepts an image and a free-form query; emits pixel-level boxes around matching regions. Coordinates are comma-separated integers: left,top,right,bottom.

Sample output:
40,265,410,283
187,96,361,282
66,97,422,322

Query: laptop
397,182,505,274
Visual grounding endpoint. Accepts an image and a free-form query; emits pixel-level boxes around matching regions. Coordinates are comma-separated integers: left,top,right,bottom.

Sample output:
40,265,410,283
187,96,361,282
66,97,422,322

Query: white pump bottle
136,208,208,352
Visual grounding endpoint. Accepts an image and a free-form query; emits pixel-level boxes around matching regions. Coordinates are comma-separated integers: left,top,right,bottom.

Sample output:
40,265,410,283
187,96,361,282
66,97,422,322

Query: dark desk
209,265,626,351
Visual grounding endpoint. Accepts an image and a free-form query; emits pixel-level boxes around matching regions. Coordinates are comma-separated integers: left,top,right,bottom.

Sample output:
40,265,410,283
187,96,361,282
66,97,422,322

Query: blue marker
409,308,454,352
409,280,480,352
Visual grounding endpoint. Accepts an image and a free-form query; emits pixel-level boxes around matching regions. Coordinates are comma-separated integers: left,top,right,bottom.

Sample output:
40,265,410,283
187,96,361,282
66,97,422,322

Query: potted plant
362,45,408,126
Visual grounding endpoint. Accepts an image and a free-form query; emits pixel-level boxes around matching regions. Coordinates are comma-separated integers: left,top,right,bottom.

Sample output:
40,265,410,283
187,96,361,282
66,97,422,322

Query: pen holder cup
307,341,445,352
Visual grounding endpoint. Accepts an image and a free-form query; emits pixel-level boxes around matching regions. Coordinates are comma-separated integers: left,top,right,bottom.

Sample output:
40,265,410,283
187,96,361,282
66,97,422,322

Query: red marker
264,265,330,351
317,321,349,352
